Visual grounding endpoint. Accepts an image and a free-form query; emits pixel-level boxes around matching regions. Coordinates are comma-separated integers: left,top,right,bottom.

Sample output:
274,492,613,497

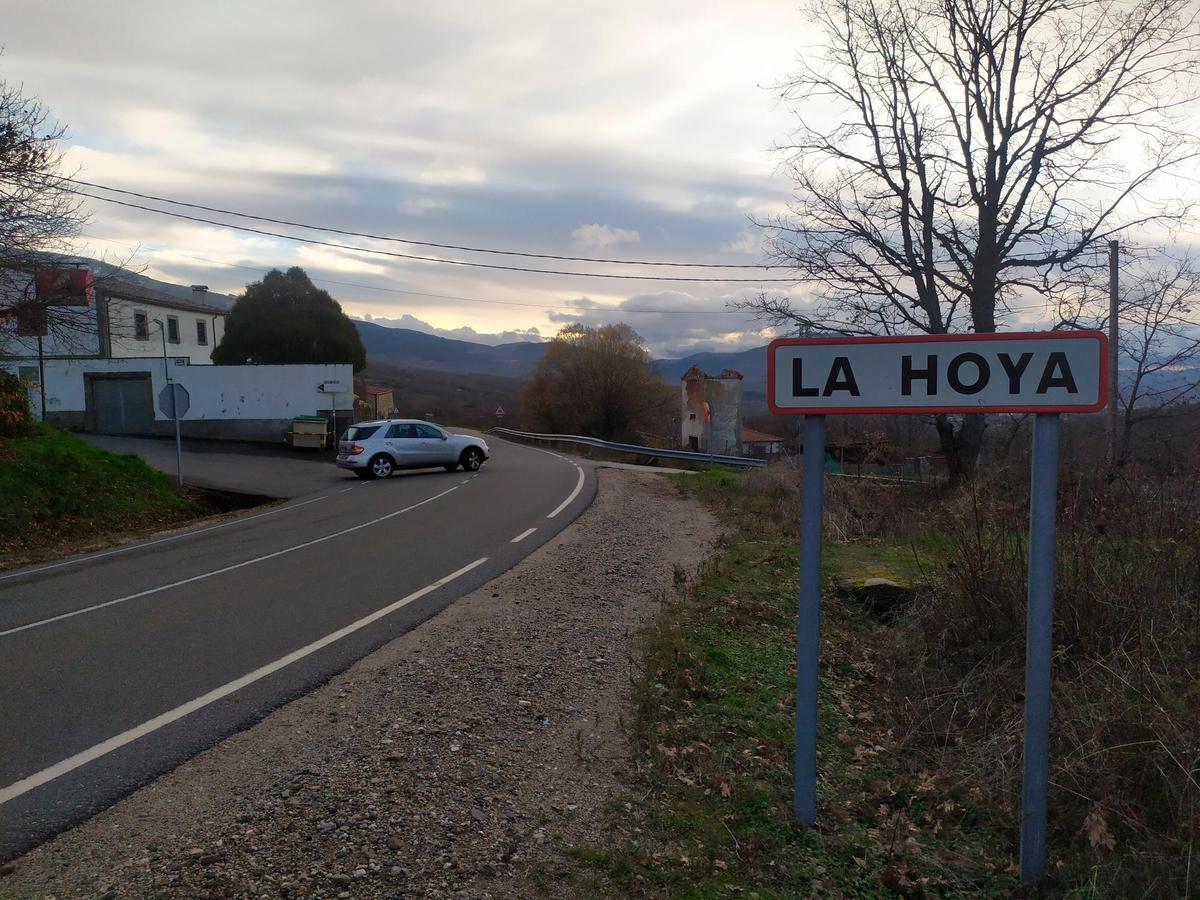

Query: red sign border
766,330,1109,415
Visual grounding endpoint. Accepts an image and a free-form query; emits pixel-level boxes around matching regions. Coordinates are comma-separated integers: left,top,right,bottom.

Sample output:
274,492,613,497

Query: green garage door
90,374,154,435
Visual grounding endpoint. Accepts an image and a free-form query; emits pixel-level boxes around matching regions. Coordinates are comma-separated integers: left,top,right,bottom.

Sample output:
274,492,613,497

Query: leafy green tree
213,267,366,371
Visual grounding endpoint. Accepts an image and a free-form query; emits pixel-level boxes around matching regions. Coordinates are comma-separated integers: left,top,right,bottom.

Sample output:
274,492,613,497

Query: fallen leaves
1084,808,1117,851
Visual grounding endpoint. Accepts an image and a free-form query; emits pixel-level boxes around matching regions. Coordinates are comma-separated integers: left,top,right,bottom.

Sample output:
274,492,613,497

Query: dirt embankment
1,468,718,899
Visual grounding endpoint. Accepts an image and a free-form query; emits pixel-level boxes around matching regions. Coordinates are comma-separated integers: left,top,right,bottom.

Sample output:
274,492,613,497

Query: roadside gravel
0,468,719,899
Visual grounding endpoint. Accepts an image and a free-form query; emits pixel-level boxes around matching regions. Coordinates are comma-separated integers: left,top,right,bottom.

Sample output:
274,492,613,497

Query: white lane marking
511,528,537,543
339,487,354,493
0,556,489,806
0,495,329,585
1,485,462,638
547,463,586,519
460,479,470,485
493,437,586,519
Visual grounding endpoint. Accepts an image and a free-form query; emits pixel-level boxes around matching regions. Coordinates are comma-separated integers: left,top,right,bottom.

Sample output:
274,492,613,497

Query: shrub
0,370,31,437
895,468,1199,896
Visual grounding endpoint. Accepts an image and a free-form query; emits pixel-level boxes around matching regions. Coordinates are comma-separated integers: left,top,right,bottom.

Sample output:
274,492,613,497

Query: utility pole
36,333,46,422
156,320,184,487
1107,240,1119,463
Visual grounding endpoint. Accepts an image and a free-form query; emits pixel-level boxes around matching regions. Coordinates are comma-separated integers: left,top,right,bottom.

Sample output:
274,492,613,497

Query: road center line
511,528,537,543
0,495,330,585
0,485,462,638
0,556,489,806
490,436,586,520
547,463,586,519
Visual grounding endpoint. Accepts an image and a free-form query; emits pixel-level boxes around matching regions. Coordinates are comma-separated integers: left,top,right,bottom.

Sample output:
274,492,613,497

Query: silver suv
336,419,489,479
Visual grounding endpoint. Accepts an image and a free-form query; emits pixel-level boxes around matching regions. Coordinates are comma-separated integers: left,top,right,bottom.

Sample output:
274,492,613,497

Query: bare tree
744,0,1200,477
0,76,93,411
1086,256,1199,462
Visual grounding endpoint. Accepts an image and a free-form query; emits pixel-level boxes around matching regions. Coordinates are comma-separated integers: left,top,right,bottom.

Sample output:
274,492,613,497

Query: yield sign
494,405,506,417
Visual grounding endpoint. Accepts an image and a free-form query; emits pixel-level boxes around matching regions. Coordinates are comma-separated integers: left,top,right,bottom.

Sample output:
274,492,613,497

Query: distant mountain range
354,320,770,392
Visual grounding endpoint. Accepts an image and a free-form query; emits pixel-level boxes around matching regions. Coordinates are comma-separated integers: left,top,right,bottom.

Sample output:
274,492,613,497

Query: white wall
2,357,354,438
105,296,225,364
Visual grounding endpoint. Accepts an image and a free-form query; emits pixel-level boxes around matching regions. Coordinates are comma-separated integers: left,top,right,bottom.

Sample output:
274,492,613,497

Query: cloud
545,289,799,356
571,223,641,250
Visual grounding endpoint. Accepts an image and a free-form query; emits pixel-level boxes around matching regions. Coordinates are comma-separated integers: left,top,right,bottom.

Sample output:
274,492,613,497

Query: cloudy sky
5,1,1197,357
1,0,829,355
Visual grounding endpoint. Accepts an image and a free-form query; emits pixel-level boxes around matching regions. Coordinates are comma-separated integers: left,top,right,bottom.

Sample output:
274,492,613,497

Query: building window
689,413,697,420
167,316,180,344
196,319,208,345
134,311,149,341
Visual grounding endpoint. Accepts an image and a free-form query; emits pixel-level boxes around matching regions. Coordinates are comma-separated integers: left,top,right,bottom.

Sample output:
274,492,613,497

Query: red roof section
364,386,391,396
741,426,784,443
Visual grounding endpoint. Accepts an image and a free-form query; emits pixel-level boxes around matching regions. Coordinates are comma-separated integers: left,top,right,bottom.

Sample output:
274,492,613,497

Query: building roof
100,280,231,316
363,386,392,396
741,426,784,443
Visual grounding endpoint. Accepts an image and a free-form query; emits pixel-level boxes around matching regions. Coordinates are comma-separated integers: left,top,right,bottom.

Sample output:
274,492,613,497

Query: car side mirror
441,434,448,440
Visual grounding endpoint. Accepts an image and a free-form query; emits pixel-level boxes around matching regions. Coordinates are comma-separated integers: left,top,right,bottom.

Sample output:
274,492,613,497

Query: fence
490,427,768,468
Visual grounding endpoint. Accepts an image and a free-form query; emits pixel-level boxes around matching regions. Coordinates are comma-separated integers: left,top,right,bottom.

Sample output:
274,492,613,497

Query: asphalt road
79,434,354,499
0,436,594,861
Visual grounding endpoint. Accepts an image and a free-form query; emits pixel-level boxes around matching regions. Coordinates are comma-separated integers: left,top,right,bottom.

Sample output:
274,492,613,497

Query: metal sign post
1020,412,1060,881
794,414,826,825
766,332,1106,885
157,383,189,488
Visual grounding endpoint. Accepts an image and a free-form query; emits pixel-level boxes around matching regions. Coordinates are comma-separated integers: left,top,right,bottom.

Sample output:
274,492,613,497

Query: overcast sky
4,1,1196,356
1,0,826,355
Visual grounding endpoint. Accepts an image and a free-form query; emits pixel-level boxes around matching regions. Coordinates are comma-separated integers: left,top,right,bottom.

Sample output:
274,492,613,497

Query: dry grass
879,467,1200,897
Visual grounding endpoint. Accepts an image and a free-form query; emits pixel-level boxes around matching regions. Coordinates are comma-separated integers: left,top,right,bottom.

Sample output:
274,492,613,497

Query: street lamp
152,318,184,487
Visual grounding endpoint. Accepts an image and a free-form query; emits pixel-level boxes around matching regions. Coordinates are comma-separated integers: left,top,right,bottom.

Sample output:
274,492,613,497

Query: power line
55,175,783,269
80,233,770,316
46,183,800,284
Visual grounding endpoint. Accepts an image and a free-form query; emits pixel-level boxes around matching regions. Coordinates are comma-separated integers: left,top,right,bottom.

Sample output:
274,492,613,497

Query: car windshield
343,425,381,441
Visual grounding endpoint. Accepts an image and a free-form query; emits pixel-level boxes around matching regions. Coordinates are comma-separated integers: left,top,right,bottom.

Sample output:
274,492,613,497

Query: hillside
355,321,546,378
359,361,525,429
354,320,772,395
653,346,768,391
0,424,206,565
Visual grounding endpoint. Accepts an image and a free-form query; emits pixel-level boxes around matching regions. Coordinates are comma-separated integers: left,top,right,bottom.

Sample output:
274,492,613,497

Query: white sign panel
768,332,1107,414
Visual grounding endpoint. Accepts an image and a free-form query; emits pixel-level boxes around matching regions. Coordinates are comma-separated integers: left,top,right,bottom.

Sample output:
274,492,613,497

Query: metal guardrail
490,427,768,468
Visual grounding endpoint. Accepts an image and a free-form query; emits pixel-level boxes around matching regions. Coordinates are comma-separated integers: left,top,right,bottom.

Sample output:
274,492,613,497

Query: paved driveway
79,434,353,498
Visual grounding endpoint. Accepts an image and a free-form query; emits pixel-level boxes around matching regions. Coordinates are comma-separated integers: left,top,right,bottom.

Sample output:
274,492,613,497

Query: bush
895,468,1199,896
0,370,31,437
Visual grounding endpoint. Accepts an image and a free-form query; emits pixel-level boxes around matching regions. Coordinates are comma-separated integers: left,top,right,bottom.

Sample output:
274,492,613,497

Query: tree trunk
936,413,987,481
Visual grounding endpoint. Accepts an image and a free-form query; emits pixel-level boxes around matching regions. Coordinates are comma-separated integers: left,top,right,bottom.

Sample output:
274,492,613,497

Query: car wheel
460,447,484,472
368,454,394,479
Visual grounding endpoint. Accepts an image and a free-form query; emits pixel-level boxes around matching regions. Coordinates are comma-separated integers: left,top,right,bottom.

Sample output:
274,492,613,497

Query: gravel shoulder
0,468,719,899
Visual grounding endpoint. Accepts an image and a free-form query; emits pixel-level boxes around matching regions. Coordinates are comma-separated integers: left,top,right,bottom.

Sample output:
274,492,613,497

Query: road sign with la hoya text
768,331,1107,415
769,327,1109,886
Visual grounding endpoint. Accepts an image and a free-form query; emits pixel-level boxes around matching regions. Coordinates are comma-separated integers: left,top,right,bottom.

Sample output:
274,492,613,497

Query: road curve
0,436,594,861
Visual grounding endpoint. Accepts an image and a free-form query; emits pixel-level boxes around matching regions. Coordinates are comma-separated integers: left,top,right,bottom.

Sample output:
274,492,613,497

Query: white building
0,265,232,366
1,263,354,441
102,282,228,364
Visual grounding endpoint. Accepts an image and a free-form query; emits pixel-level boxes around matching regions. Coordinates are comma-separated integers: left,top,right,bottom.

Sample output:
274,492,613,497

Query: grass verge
0,424,207,565
559,468,1017,897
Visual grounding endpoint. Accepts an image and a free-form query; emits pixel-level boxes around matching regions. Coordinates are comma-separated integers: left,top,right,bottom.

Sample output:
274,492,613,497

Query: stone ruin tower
680,366,743,455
